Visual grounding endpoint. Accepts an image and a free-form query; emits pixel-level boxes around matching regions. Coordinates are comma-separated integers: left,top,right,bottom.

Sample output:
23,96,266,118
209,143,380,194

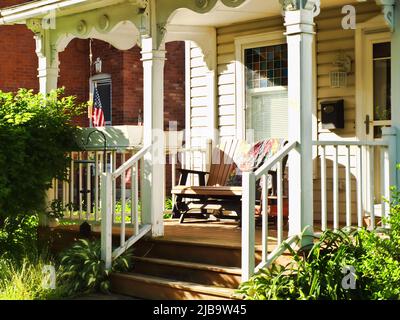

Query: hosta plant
56,239,132,297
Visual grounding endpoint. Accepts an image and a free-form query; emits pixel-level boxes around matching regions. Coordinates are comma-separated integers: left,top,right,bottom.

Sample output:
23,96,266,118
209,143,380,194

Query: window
244,43,288,142
372,42,391,138
90,74,112,126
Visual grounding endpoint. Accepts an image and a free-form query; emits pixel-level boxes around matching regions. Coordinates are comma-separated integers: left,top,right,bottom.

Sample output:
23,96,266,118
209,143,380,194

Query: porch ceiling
0,0,127,24
168,0,362,28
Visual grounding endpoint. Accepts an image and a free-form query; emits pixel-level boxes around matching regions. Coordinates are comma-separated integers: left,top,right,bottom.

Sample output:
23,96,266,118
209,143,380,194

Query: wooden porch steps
132,256,242,289
110,238,248,300
110,273,239,300
107,220,295,300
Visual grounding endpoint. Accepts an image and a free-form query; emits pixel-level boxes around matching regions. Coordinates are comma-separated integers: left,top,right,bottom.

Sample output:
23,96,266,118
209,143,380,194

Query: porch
1,0,400,298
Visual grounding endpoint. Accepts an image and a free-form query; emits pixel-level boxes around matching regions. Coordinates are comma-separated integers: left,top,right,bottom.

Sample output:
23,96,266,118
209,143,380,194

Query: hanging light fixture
94,57,102,74
330,52,351,88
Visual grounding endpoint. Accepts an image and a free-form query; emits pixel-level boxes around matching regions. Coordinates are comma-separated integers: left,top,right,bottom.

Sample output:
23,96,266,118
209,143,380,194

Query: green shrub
0,214,39,260
238,196,400,300
238,229,364,300
56,239,132,297
0,89,83,220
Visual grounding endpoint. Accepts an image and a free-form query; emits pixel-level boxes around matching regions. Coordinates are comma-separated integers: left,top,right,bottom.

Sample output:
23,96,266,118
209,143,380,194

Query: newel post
241,170,256,282
382,127,398,190
283,2,318,242
101,172,112,270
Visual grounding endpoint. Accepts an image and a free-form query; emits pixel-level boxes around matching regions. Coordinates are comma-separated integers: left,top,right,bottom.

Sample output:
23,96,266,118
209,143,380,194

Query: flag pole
89,38,94,128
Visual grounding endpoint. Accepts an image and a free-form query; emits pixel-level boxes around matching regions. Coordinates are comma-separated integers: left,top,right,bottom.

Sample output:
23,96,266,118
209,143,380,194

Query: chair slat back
207,139,239,186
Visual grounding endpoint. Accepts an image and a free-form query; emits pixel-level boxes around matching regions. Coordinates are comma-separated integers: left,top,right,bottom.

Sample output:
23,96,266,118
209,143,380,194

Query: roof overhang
0,0,127,25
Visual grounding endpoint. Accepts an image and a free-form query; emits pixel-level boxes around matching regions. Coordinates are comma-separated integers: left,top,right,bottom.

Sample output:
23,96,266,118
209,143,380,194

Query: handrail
254,141,298,179
112,145,151,178
255,234,300,273
313,140,389,147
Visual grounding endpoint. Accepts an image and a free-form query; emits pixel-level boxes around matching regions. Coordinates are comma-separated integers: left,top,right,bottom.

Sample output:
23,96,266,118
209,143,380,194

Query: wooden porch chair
171,139,288,223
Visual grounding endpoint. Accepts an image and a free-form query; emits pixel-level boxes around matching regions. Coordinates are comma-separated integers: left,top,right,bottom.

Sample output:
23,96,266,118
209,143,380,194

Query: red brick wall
0,15,185,195
0,25,38,92
91,40,186,130
59,39,91,127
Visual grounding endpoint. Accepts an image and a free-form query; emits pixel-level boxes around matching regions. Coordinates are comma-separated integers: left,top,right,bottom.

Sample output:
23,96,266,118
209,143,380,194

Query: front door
362,33,391,214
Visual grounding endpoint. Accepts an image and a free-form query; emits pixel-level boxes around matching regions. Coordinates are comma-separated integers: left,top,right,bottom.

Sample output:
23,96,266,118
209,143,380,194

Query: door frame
355,15,391,216
355,15,390,141
359,33,391,141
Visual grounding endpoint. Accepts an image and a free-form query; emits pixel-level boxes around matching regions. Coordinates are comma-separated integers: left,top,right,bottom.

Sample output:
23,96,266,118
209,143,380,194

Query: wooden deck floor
46,218,289,253
161,218,288,250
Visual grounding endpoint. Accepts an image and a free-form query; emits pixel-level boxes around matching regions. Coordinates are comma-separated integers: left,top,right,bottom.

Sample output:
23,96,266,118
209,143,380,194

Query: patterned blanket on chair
227,138,287,186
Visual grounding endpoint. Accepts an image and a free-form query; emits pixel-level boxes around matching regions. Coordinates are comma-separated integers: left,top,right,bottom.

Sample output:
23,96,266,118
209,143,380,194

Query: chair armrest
177,168,210,175
176,169,209,186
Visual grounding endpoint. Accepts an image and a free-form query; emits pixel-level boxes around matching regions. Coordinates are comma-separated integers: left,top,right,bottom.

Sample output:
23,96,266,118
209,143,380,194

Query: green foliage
164,197,174,211
0,254,56,300
56,239,132,297
238,192,400,300
238,229,364,300
46,199,65,220
0,89,84,218
0,214,39,260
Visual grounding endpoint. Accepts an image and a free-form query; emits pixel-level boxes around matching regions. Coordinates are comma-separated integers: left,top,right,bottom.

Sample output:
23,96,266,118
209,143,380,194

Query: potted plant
46,199,65,228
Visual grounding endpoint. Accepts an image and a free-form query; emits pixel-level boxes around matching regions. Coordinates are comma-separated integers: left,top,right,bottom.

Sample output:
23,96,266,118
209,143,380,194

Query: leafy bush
0,89,83,220
46,199,65,220
0,214,39,260
56,239,132,297
238,194,400,300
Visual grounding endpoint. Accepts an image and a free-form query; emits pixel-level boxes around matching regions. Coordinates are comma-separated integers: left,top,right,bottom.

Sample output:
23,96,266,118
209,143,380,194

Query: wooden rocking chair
171,139,288,223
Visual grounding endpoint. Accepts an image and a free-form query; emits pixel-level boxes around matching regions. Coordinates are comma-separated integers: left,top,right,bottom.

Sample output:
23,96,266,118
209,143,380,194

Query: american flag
91,87,105,127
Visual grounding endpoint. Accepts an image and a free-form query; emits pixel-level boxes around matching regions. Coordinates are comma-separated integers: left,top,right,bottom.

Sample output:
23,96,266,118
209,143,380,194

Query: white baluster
94,152,99,221
369,146,375,229
70,155,74,219
134,162,139,235
261,174,268,264
345,145,352,227
101,172,112,270
241,171,255,282
320,146,327,231
121,169,126,247
333,145,339,230
277,161,283,245
357,146,363,228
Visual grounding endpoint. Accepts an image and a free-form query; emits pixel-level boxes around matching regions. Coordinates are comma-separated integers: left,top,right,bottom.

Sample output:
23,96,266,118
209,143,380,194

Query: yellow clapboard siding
218,73,235,86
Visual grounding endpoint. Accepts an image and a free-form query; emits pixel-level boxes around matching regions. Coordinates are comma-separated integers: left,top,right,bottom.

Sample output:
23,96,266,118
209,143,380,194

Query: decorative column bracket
280,0,321,17
27,18,60,95
376,0,396,32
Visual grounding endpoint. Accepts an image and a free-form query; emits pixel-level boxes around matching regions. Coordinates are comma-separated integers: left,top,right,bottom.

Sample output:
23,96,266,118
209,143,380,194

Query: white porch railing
51,150,136,224
313,129,397,231
101,145,152,269
241,128,397,281
241,141,298,281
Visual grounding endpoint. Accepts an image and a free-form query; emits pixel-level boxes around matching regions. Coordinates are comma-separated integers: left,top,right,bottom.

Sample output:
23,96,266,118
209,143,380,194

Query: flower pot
48,217,59,228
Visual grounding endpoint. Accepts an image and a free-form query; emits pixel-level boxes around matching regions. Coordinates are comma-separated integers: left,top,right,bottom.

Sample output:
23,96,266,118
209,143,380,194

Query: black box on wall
321,99,345,129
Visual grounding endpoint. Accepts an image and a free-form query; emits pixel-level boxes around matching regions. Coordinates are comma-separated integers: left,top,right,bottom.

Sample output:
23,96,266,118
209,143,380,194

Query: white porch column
33,30,59,95
391,0,400,188
141,37,166,237
284,5,316,240
32,29,60,226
